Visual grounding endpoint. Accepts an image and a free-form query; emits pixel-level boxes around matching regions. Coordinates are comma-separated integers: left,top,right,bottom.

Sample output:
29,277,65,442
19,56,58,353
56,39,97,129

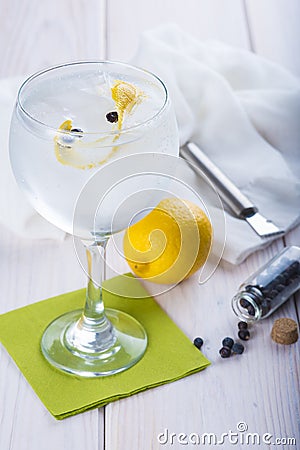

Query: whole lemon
123,198,213,284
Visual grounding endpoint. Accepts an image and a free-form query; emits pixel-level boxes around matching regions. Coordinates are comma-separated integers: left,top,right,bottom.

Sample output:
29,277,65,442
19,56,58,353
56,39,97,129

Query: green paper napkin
0,274,210,420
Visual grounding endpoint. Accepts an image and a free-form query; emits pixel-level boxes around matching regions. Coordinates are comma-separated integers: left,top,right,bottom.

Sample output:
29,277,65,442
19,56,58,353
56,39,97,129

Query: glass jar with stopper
232,246,300,322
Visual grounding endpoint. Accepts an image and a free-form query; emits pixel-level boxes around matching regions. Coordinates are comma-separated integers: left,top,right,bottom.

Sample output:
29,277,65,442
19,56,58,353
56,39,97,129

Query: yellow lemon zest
54,119,74,166
54,119,121,169
53,80,143,169
111,80,144,130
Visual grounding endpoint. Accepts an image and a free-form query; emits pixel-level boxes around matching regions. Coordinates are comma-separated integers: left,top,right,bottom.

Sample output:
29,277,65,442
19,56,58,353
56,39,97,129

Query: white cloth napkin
132,24,300,263
1,25,299,264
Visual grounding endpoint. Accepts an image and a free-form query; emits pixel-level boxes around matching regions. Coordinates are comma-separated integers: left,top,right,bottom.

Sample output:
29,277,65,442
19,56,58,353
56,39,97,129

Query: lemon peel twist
111,80,144,130
54,80,144,169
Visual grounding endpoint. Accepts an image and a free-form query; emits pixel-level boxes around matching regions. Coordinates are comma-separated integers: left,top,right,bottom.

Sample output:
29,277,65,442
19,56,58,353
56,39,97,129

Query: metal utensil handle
180,142,258,219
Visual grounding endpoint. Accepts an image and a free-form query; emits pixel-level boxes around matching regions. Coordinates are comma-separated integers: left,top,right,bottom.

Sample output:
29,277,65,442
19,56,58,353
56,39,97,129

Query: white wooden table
0,1,299,449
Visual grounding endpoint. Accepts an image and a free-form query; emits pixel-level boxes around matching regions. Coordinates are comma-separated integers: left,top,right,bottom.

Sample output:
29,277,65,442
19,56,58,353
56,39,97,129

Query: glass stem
84,240,107,321
65,238,116,355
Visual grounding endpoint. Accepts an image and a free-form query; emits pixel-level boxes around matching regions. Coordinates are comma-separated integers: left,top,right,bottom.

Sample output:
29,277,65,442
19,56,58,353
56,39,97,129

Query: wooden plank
0,0,106,78
245,0,300,76
0,0,107,447
106,237,300,449
245,0,300,323
106,1,300,448
0,228,103,450
107,0,250,61
284,225,300,322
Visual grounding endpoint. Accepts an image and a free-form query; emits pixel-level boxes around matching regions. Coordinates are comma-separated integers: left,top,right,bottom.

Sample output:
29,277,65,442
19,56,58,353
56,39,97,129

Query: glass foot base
41,308,147,377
